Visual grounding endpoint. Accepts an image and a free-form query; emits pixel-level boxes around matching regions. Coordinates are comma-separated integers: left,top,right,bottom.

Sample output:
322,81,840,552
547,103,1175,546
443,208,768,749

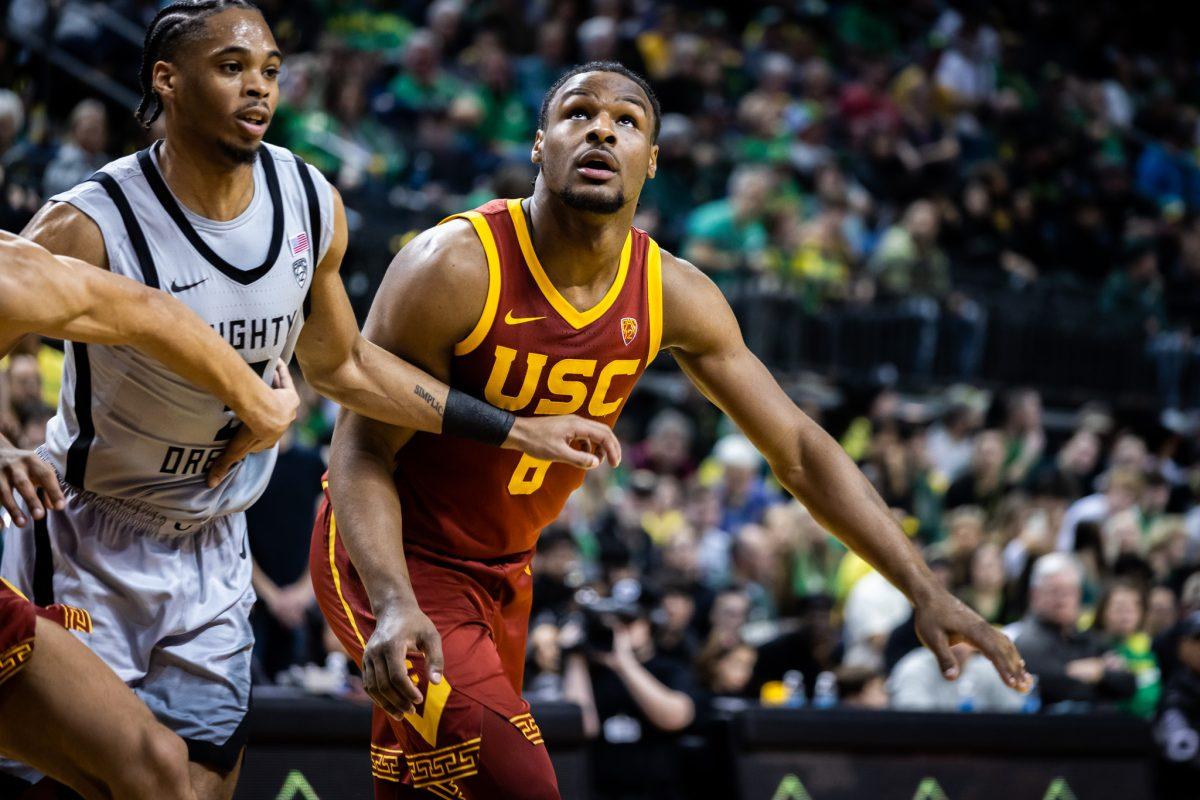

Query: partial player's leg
186,752,244,800
461,707,559,800
136,515,256,800
0,616,195,800
369,702,559,800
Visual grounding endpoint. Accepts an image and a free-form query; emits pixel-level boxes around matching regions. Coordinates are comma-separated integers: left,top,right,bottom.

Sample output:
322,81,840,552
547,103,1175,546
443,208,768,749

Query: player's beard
219,139,260,166
560,184,625,214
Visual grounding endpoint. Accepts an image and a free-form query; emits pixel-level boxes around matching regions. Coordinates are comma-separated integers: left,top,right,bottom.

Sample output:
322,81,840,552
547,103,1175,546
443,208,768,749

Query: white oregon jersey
41,140,334,522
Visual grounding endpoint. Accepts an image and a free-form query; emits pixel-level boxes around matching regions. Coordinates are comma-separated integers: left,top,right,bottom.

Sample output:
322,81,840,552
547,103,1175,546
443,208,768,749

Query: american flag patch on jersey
290,231,309,256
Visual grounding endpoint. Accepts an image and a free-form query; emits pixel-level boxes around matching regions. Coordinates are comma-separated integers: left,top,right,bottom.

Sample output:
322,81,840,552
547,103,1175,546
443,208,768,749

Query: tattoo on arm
414,385,444,417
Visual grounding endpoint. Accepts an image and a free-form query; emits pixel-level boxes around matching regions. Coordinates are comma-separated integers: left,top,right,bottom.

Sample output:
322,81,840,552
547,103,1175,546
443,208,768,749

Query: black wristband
443,388,516,447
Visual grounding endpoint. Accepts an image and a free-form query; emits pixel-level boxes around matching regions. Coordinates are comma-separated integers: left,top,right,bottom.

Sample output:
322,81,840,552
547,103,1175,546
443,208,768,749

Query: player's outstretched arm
291,189,620,470
0,231,296,520
659,252,1032,692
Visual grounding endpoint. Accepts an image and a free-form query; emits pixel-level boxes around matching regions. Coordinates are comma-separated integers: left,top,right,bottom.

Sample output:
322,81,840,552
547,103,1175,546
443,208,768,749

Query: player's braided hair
135,0,260,128
539,61,661,143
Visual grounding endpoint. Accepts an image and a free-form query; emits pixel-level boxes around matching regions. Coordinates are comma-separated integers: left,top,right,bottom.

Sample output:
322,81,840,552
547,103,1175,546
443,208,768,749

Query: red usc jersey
394,198,663,559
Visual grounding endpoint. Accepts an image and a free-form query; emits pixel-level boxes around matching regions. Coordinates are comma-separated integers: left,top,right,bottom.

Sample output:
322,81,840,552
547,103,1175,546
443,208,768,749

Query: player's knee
115,724,192,799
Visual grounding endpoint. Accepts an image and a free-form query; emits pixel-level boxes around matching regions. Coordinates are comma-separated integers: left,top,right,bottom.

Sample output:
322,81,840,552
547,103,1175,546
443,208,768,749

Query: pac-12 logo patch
620,317,638,345
290,231,310,288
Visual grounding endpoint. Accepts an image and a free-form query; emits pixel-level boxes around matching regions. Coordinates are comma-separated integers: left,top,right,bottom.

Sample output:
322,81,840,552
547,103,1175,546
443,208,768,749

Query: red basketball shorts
0,578,92,688
310,500,558,799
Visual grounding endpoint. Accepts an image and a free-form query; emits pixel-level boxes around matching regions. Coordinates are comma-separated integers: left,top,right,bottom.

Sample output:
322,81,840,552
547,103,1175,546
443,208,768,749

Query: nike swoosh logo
170,278,209,292
505,311,546,325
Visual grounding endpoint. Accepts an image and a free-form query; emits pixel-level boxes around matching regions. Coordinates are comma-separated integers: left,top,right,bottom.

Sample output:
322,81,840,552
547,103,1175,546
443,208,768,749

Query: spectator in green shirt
683,166,773,287
1094,581,1163,718
870,199,986,378
386,29,462,117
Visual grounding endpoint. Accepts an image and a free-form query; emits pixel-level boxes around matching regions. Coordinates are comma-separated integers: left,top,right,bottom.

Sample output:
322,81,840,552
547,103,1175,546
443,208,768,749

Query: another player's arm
326,220,486,718
0,231,296,525
659,252,1032,691
287,188,620,481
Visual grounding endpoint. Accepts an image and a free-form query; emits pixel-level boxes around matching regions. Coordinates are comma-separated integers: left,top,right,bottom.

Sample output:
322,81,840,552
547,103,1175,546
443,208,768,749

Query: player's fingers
384,644,422,710
365,652,410,718
974,624,1029,690
0,482,26,528
12,473,44,521
921,624,959,681
30,460,65,511
574,419,621,467
207,431,254,488
418,627,445,685
273,363,294,391
361,656,398,717
560,441,600,470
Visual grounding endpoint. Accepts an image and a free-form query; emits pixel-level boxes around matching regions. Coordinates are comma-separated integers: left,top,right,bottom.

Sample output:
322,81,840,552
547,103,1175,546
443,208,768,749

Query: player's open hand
504,414,621,470
0,445,65,527
206,364,299,488
912,588,1032,692
362,600,446,719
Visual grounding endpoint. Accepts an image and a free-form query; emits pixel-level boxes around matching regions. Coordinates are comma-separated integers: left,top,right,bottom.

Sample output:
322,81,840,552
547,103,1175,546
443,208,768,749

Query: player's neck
525,189,634,291
156,132,256,223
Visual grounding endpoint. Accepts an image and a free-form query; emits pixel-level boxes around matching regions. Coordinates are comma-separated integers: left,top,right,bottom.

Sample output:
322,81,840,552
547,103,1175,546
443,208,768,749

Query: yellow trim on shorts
440,211,502,357
0,577,29,603
328,512,366,650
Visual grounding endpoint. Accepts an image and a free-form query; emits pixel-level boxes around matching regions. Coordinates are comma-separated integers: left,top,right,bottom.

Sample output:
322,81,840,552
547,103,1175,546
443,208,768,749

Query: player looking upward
313,62,1032,799
0,230,299,799
0,3,617,798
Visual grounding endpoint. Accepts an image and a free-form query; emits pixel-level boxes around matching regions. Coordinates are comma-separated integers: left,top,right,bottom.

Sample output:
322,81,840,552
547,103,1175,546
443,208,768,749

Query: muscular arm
327,220,477,603
294,189,449,434
326,220,487,714
659,252,1030,689
0,233,286,435
0,226,295,525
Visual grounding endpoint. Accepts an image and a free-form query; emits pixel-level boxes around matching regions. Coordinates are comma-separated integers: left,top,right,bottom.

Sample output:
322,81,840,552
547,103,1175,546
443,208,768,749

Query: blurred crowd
3,0,1200,407
4,0,1200,798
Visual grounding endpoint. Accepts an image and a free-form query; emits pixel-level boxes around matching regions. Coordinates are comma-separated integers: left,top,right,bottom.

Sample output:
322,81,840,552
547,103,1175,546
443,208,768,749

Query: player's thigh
0,617,191,800
188,751,244,800
461,708,559,800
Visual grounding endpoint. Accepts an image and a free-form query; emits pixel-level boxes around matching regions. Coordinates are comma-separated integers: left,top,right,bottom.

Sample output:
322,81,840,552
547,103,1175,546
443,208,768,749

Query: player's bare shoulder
21,200,107,269
657,247,738,353
365,217,491,355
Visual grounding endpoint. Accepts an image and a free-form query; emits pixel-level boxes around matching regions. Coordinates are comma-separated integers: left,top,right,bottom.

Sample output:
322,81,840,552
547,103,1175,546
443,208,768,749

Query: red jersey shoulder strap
644,233,664,362
438,203,507,356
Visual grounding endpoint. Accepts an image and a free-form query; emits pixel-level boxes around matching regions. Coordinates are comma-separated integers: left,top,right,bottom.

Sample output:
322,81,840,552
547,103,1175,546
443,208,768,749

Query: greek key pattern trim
509,712,545,745
426,780,466,799
369,744,404,783
58,605,92,633
406,737,481,788
0,639,34,686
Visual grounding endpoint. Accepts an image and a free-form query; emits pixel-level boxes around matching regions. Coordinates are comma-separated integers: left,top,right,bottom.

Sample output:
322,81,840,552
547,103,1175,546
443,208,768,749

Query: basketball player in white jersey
0,2,619,797
0,230,298,800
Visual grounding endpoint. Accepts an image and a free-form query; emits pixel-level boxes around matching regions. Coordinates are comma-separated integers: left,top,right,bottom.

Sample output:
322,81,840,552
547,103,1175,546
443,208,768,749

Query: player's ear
152,61,176,103
646,143,659,180
531,130,544,166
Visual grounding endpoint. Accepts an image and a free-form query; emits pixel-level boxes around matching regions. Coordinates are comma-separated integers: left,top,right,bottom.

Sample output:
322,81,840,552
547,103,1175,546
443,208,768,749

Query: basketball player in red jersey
312,62,1032,798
